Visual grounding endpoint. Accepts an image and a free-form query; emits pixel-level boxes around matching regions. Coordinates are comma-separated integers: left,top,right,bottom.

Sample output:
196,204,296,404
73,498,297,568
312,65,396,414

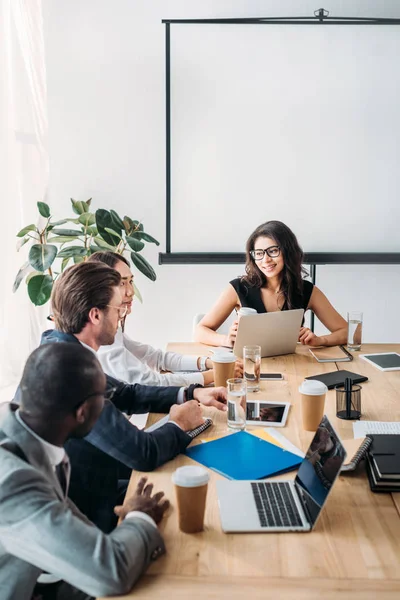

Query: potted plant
14,198,159,305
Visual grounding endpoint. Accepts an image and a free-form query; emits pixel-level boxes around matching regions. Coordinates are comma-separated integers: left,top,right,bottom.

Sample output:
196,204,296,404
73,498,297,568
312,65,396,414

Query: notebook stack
366,435,400,492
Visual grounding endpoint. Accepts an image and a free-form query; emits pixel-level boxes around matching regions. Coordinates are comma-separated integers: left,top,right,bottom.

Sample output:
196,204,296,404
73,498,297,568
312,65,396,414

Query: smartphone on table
260,373,283,380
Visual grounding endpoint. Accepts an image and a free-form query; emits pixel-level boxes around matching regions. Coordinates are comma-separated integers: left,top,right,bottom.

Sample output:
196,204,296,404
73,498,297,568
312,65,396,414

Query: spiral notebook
145,415,213,439
340,437,372,472
309,345,353,363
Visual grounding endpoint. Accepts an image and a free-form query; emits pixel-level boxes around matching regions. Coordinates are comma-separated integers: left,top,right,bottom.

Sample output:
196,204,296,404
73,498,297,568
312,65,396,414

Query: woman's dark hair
88,251,129,269
51,261,121,334
244,220,308,309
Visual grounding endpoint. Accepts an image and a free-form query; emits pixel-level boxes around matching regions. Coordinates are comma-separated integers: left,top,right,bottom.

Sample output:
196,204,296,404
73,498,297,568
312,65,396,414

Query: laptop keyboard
251,481,304,528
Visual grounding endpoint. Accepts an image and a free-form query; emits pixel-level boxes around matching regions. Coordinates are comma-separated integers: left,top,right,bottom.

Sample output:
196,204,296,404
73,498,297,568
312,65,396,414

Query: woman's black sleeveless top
229,277,314,313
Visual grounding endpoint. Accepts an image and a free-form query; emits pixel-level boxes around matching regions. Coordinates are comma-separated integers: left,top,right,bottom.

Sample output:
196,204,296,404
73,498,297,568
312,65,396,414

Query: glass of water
347,311,363,351
227,378,247,430
243,345,261,392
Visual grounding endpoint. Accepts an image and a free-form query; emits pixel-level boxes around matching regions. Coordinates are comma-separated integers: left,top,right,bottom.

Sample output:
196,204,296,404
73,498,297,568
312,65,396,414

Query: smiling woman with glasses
195,220,347,349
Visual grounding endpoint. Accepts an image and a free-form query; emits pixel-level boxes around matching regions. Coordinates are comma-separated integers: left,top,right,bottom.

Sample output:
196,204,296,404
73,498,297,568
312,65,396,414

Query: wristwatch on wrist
184,383,204,402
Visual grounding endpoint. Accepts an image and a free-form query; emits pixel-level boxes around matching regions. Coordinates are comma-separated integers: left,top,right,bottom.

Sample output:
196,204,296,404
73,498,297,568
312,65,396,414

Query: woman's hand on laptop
223,319,239,347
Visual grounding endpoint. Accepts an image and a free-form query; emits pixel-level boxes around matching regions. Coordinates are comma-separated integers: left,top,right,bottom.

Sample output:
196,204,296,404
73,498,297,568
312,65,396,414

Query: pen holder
335,384,362,420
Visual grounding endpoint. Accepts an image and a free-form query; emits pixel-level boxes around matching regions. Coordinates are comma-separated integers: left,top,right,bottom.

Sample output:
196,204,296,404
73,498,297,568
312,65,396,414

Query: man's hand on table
194,386,228,411
169,400,204,431
114,476,169,524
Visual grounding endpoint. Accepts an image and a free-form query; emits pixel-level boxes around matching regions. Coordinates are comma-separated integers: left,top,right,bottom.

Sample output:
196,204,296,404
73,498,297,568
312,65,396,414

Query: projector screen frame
161,11,400,332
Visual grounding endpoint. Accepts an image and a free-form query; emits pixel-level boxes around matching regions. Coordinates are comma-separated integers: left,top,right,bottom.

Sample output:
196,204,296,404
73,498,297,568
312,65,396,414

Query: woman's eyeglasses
106,304,128,319
250,246,281,261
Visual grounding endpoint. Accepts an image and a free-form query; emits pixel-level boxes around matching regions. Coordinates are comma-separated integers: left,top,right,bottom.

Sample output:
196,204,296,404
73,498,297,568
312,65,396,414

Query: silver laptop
217,415,346,533
233,309,304,358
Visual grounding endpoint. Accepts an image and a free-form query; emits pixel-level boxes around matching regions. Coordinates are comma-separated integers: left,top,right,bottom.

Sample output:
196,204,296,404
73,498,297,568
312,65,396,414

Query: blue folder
185,431,302,480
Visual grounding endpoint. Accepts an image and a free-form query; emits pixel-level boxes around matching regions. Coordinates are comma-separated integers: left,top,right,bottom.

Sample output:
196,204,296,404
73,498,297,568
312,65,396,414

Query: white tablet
360,352,400,372
246,401,290,427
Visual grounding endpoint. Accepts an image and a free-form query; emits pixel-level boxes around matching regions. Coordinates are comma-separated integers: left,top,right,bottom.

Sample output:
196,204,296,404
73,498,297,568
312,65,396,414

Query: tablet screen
363,353,400,369
246,401,287,424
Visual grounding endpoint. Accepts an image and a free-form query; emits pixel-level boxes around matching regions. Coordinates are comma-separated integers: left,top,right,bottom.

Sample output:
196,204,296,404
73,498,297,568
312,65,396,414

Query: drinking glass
243,345,261,392
347,311,363,351
227,378,247,430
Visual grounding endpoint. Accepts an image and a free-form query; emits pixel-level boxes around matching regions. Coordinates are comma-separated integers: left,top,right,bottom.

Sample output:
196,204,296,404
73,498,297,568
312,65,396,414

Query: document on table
353,421,400,438
129,413,149,430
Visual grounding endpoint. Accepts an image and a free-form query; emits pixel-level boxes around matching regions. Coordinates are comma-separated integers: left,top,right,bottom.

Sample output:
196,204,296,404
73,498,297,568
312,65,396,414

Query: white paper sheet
264,428,305,458
129,412,149,430
353,421,400,438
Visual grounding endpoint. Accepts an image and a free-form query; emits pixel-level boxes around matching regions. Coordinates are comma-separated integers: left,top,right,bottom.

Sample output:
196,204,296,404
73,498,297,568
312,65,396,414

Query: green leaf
26,270,42,283
57,246,88,259
47,236,80,244
16,237,30,251
130,252,156,281
29,244,57,272
78,212,96,227
27,274,53,306
13,261,31,292
132,220,144,231
109,209,125,231
71,198,89,215
51,228,82,236
86,198,92,207
123,217,134,233
104,227,122,240
16,224,37,237
126,236,145,252
61,257,71,271
133,281,143,303
95,209,118,246
92,236,116,250
130,231,160,245
73,256,85,264
89,245,107,254
86,226,98,237
50,219,70,226
37,201,50,218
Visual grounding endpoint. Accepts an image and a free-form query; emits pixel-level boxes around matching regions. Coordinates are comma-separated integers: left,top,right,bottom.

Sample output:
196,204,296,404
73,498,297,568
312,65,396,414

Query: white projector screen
170,24,400,253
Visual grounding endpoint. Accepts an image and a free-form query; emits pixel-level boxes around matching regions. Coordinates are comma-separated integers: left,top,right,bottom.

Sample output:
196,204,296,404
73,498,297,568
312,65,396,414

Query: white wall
42,0,400,350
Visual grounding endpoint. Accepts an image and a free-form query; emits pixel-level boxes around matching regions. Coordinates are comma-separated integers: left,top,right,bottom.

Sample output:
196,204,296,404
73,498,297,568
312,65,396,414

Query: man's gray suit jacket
0,404,165,600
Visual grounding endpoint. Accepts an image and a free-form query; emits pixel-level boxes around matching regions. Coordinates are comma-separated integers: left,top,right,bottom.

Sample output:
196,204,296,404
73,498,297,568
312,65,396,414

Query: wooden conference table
101,344,400,600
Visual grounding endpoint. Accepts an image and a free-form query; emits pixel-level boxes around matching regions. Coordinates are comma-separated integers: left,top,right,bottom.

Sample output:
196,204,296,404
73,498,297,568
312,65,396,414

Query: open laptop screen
295,416,346,527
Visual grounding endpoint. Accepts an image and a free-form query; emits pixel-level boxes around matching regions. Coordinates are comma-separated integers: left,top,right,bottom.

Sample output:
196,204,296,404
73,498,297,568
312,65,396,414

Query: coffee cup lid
238,307,257,316
172,466,210,488
298,379,328,395
211,352,236,364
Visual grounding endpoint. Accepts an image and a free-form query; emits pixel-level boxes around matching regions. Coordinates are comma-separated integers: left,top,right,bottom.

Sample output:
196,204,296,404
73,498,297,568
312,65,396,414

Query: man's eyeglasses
106,304,128,319
250,246,281,261
75,386,118,409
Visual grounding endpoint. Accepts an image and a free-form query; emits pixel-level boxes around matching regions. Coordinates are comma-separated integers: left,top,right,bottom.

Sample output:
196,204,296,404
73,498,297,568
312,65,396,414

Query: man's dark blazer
19,329,191,531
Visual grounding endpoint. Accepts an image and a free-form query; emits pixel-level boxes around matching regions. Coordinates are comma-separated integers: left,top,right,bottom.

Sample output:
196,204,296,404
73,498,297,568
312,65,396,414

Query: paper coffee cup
298,379,328,431
172,466,209,533
211,352,236,387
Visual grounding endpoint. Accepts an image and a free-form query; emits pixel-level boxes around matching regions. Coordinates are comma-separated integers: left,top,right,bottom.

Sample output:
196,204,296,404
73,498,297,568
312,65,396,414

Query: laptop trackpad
217,480,260,532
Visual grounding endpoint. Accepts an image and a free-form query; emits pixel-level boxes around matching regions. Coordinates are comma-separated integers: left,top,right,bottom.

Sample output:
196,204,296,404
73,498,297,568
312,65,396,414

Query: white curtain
0,0,49,394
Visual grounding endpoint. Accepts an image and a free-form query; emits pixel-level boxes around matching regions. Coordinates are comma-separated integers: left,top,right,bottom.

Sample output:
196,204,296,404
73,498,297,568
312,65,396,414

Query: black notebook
305,369,368,390
366,435,400,492
369,435,400,479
